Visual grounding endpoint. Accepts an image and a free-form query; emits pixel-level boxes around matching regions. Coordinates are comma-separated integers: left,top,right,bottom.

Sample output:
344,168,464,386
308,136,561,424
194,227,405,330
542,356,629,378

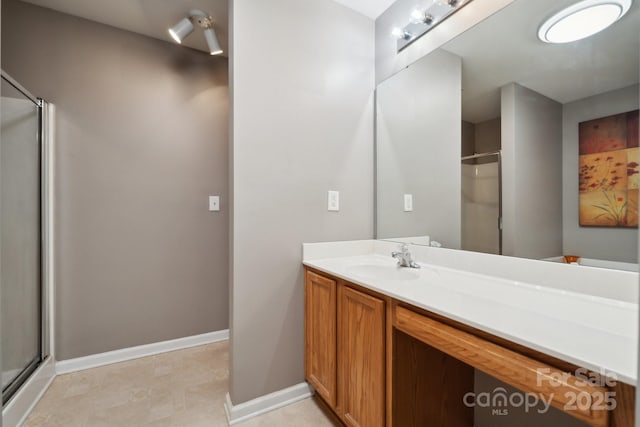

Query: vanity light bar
392,0,474,52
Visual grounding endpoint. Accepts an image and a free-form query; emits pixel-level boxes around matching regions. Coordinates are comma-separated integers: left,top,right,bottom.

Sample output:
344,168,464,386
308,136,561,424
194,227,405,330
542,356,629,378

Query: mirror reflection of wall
376,0,639,270
376,49,462,249
462,118,501,157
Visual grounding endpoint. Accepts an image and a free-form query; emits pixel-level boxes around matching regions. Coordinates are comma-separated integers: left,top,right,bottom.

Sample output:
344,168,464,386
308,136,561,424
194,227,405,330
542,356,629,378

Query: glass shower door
1,74,43,404
461,152,502,255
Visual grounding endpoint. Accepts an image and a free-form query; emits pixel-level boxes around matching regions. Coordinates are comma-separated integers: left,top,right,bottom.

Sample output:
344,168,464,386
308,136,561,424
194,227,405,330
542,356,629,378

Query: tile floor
23,341,339,427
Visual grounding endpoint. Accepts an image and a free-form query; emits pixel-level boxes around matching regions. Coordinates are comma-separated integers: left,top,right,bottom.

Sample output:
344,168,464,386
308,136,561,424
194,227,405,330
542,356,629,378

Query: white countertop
303,240,638,386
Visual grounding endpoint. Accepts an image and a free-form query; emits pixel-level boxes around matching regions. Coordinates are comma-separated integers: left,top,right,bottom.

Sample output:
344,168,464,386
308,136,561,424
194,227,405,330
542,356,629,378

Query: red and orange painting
579,110,639,227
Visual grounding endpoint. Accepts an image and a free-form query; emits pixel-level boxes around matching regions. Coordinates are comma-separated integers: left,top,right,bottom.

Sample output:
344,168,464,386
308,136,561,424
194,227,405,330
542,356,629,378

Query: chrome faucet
391,244,421,269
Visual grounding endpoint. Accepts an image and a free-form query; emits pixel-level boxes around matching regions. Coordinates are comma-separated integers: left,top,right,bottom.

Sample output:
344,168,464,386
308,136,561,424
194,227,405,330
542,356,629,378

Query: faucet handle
391,244,407,261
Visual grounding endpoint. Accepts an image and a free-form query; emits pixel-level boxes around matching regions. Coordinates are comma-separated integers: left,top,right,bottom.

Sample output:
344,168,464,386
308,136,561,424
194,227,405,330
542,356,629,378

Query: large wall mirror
376,0,639,271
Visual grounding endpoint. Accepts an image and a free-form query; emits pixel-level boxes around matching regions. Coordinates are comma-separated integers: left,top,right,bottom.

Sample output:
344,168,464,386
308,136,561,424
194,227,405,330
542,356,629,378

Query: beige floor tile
234,398,341,427
22,414,48,427
22,341,336,427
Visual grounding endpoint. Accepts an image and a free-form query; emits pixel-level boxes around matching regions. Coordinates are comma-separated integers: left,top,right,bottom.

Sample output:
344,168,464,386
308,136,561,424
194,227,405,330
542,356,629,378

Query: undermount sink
347,264,420,281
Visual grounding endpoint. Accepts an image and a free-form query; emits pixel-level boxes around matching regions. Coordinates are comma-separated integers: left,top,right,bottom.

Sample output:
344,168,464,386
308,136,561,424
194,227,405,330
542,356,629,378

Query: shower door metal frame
461,150,503,255
1,70,50,406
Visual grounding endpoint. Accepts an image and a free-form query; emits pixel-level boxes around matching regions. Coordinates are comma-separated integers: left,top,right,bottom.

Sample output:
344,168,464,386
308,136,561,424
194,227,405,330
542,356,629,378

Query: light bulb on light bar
437,0,459,8
410,9,434,25
392,27,413,40
538,0,632,44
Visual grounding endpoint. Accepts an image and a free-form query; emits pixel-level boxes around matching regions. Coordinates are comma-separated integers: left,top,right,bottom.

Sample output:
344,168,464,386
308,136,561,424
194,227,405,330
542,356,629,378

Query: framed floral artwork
579,110,639,227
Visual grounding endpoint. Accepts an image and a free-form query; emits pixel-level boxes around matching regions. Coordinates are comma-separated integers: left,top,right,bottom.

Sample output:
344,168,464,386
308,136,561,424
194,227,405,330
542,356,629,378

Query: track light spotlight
168,17,194,44
204,28,223,55
168,10,223,55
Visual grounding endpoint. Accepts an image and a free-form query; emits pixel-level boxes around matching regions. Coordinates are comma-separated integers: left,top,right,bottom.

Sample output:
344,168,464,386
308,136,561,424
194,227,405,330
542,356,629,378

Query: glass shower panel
461,154,501,255
1,76,42,402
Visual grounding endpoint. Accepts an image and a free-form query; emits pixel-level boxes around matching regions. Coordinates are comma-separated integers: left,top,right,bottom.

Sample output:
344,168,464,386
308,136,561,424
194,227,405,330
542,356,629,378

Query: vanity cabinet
305,269,386,426
305,270,337,407
338,285,385,427
304,267,635,427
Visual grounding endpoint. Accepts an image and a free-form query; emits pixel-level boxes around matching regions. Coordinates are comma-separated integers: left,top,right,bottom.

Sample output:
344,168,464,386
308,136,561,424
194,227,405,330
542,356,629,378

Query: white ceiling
332,0,396,19
441,0,639,123
20,0,229,56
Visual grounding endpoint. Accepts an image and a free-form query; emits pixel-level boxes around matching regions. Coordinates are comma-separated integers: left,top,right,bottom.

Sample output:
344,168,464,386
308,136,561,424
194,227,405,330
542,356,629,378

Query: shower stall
461,151,502,255
1,71,53,422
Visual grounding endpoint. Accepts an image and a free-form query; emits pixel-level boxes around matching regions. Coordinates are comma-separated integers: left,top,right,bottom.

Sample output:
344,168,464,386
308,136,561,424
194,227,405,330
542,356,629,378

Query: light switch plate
328,191,340,211
209,196,220,212
404,194,413,212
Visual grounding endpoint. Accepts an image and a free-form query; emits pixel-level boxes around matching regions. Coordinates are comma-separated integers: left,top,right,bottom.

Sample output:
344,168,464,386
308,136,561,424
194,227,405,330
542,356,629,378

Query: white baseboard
56,330,229,375
2,356,56,427
224,382,314,425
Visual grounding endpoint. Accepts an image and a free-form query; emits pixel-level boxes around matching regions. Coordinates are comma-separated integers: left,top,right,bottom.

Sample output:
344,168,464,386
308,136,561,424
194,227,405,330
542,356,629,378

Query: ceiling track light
168,9,223,56
538,0,632,44
392,0,473,52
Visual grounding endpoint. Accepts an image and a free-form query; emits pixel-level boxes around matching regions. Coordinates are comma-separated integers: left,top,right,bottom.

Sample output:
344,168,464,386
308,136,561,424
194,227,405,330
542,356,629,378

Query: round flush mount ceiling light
538,0,632,43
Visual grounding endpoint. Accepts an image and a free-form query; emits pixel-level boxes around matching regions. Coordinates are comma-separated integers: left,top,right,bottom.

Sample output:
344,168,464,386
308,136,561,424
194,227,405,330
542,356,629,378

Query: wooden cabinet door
305,270,337,407
339,285,385,427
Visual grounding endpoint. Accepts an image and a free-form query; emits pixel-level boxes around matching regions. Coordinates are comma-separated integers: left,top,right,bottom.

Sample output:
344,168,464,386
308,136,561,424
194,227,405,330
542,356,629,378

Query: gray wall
376,49,462,247
462,120,475,156
375,0,514,84
562,85,639,263
461,118,501,158
501,83,563,259
2,0,229,360
230,0,374,404
475,118,501,154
